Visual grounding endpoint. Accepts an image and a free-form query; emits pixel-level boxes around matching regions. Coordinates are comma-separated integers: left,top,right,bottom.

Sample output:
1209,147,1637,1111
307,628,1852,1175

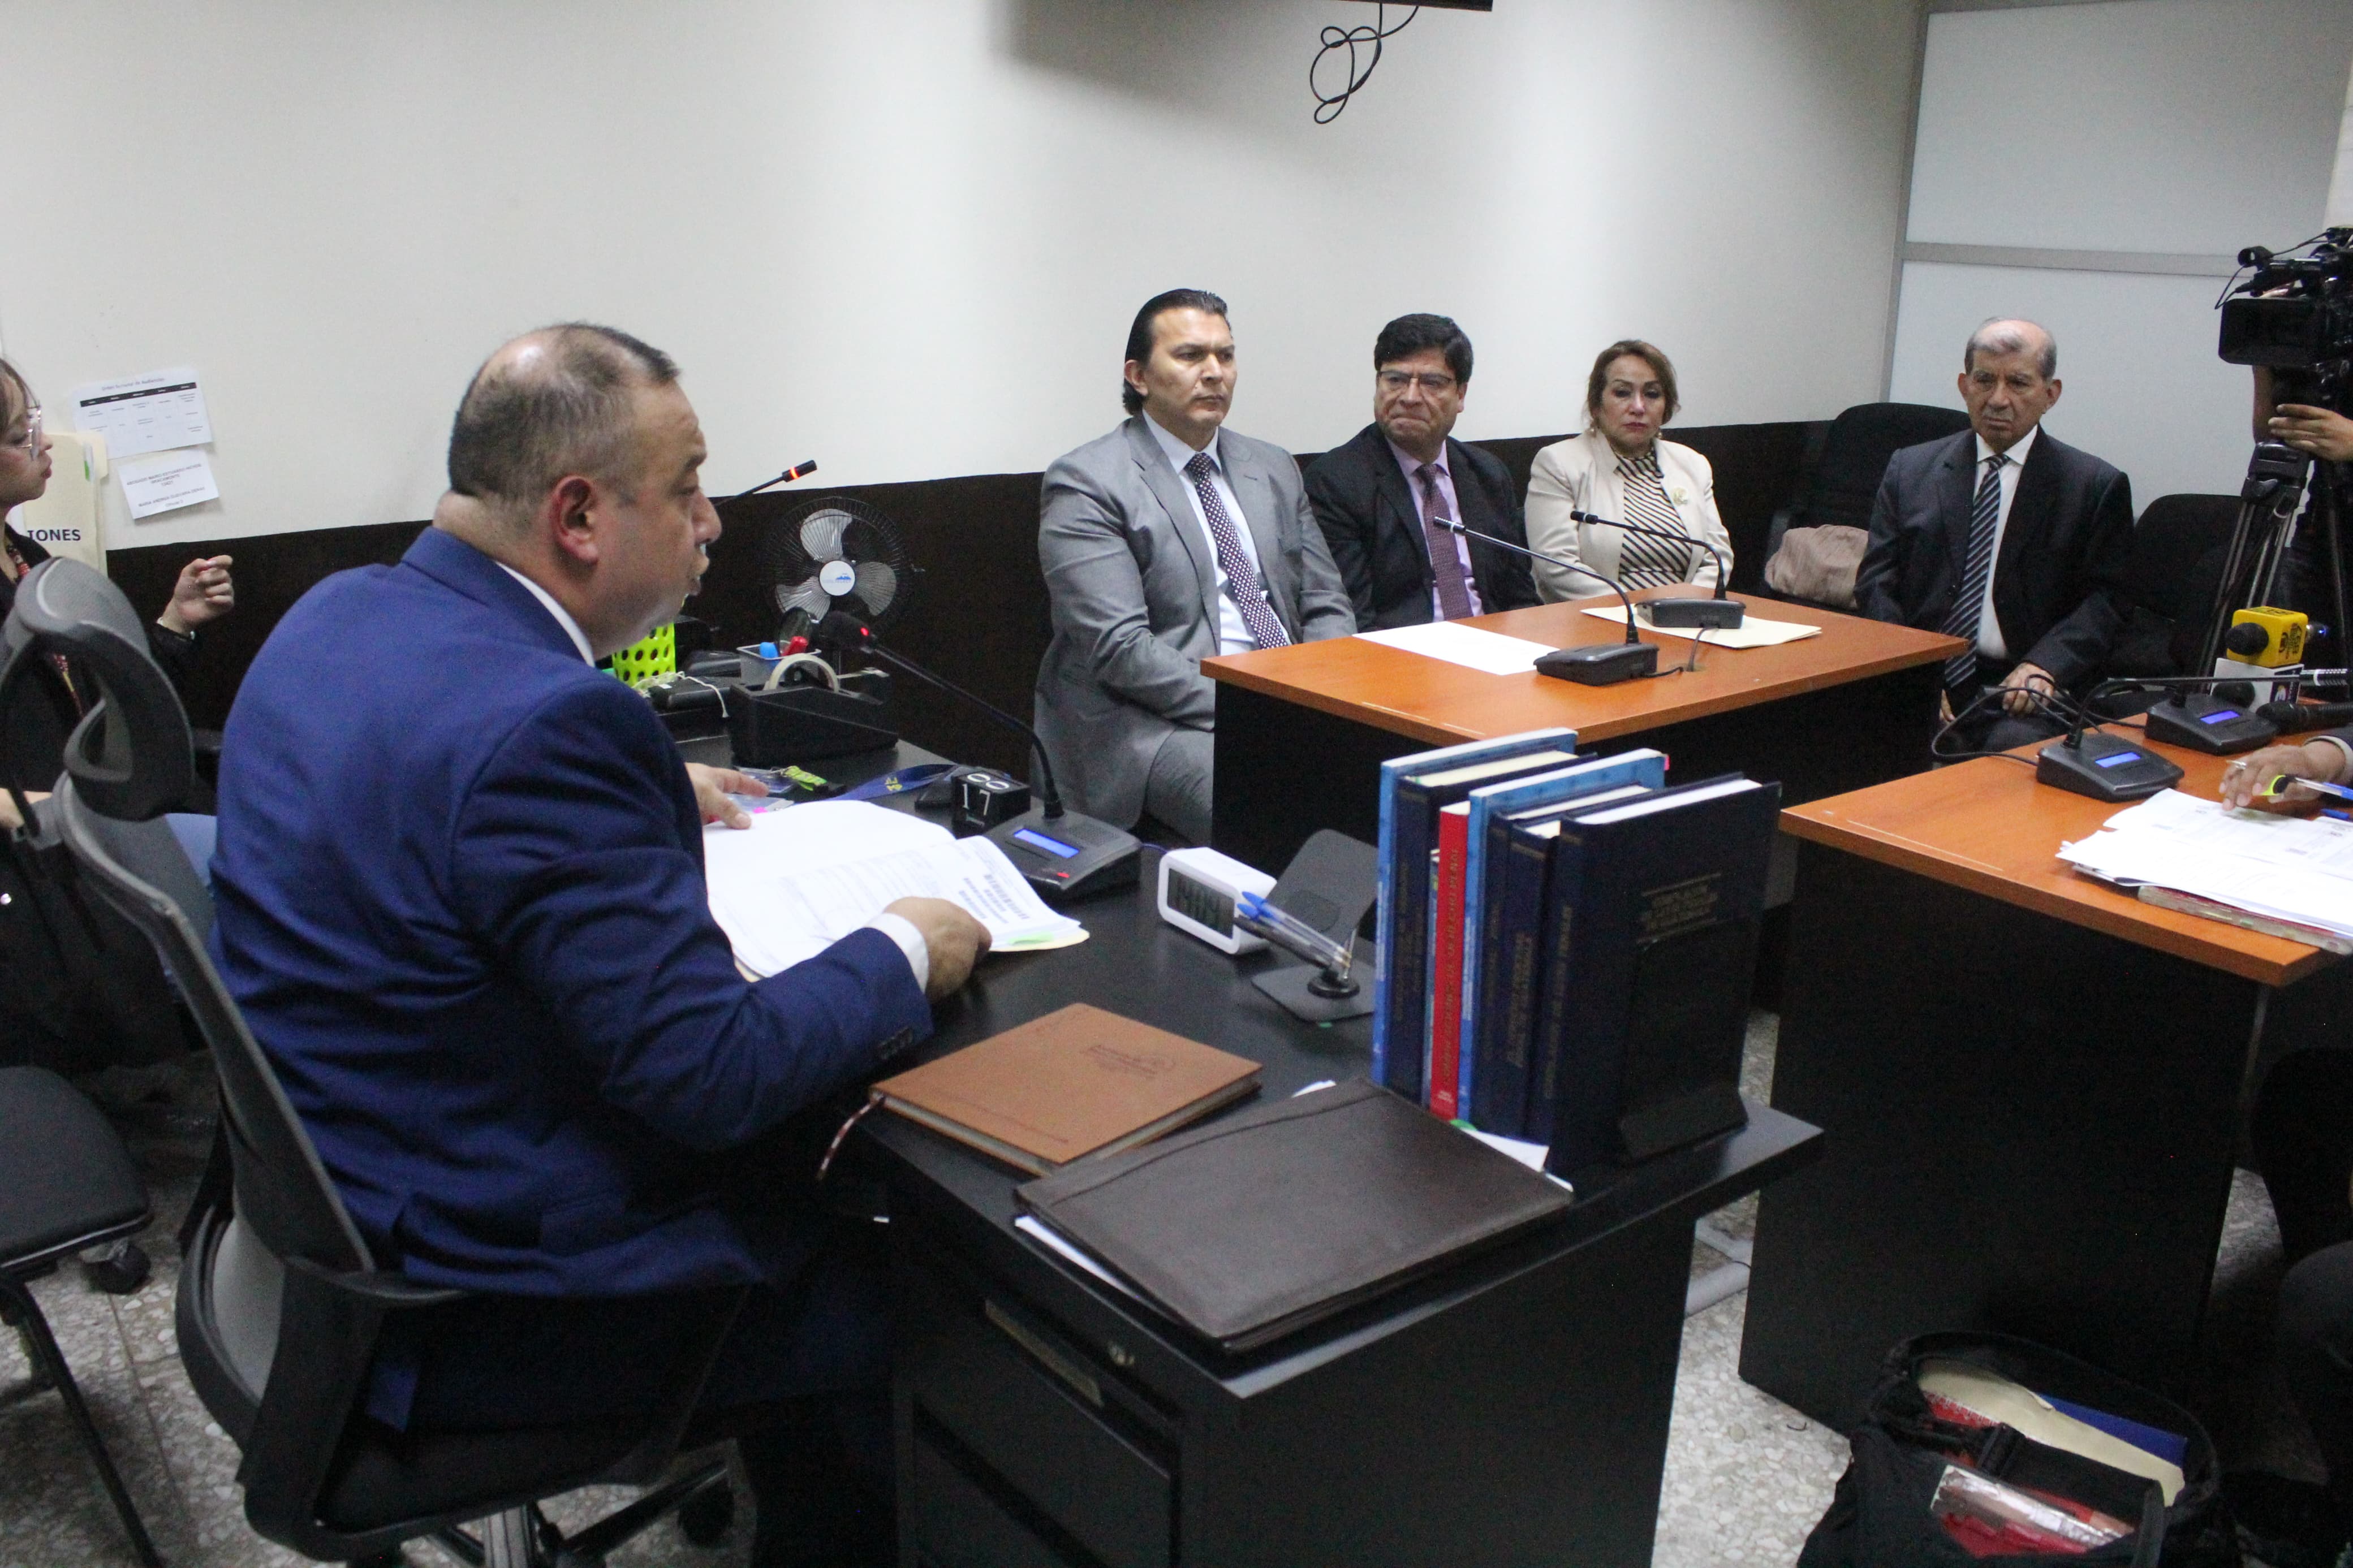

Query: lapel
1374,432,1433,571
1123,417,1218,631
1222,434,1294,627
1937,431,1979,592
1995,430,2058,594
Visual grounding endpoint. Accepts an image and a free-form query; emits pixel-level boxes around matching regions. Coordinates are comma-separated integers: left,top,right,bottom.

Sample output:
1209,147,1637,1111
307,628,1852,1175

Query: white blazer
1523,429,1731,602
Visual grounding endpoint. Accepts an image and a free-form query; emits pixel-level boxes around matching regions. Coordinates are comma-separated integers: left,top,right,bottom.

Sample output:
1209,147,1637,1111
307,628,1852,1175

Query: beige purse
1764,525,1867,609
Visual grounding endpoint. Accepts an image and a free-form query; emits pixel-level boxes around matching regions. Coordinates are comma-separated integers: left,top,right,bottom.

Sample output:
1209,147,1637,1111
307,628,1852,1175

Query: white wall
1888,0,2353,506
1,0,1921,552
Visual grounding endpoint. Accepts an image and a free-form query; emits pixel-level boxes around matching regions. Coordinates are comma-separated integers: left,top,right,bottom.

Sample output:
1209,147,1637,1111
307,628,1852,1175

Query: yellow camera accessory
2227,606,2307,668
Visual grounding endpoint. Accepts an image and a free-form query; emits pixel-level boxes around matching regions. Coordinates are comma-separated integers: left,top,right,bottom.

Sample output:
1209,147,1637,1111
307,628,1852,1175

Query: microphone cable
1311,4,1419,123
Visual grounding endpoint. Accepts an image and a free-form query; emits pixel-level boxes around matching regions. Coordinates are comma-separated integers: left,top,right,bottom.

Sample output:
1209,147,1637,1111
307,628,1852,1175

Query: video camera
2219,228,2353,409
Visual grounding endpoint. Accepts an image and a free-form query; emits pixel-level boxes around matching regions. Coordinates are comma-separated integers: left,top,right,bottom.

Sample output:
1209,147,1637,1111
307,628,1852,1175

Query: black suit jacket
1304,425,1540,631
1854,427,2134,690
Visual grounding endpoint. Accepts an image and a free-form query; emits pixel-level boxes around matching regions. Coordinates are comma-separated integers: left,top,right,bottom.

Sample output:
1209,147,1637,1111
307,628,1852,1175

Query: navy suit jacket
210,528,931,1303
1854,427,2134,690
1303,425,1540,630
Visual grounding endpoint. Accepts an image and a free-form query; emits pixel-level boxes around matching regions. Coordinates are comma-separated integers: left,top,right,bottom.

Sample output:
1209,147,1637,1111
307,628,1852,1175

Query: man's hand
684,763,766,830
158,556,235,635
2222,740,2347,814
885,896,992,1001
2270,404,2353,464
1998,661,2057,717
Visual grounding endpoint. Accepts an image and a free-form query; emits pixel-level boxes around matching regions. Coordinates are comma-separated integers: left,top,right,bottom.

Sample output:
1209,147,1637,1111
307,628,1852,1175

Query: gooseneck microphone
2258,698,2353,735
1566,508,1744,629
1435,519,1660,684
813,610,1143,899
724,459,820,503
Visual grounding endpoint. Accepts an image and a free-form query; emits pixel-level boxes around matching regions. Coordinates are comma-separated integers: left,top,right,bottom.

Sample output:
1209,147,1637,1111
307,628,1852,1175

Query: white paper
1579,605,1824,648
70,367,213,459
1016,1215,1146,1301
2058,789,2353,938
703,801,1082,977
1355,621,1561,675
116,450,220,520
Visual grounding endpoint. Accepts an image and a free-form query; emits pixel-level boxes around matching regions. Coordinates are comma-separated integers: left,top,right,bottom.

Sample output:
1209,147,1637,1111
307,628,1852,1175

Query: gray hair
446,323,679,521
1964,318,2057,379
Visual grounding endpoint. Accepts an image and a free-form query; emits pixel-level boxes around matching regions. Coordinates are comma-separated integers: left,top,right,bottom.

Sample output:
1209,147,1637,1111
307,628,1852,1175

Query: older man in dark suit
212,324,987,1566
1304,313,1539,631
1855,317,2134,750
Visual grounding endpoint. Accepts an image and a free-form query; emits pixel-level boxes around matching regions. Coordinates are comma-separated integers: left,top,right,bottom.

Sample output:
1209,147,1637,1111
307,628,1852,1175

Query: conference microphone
724,459,820,503
1567,508,1743,629
813,610,1141,899
2257,698,2353,734
1434,519,1658,684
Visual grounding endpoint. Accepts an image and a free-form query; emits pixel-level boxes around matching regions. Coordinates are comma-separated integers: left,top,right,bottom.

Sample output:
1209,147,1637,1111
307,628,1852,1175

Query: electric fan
756,496,920,646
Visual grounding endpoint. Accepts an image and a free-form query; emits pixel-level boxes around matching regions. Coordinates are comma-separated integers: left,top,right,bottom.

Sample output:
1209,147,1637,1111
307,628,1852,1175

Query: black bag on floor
1798,1331,2239,1567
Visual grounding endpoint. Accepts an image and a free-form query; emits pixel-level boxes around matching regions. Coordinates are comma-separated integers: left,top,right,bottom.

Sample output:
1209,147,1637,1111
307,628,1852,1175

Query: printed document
705,800,1084,977
1579,605,1824,647
2058,789,2353,939
70,368,213,459
1355,621,1559,675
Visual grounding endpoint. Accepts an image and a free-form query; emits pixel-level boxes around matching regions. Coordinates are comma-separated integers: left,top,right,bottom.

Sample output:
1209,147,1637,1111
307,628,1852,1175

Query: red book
1427,804,1472,1120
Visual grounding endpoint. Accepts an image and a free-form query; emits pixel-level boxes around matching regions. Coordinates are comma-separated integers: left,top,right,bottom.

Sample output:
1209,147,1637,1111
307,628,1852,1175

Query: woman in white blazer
1523,339,1732,602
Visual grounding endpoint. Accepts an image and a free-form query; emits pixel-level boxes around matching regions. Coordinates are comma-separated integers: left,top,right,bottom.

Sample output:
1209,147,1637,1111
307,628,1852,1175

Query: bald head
446,323,679,529
1964,318,2056,380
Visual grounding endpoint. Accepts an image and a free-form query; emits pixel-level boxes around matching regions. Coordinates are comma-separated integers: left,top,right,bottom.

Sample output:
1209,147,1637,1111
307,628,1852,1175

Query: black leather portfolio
1016,1079,1575,1353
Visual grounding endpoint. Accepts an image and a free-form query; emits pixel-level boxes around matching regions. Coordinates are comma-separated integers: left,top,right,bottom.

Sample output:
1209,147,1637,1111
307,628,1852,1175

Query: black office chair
9,558,739,1568
1761,401,1975,604
0,1064,165,1567
2104,493,2242,681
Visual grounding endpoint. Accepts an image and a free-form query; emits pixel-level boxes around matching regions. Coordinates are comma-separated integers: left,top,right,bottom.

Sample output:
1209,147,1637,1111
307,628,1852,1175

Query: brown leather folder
869,1003,1261,1175
1017,1079,1575,1352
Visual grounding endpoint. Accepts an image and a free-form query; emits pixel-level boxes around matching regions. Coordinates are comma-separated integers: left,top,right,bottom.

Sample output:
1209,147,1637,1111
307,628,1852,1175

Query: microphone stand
722,459,820,504
1435,519,1661,684
815,612,1143,899
1566,507,1744,628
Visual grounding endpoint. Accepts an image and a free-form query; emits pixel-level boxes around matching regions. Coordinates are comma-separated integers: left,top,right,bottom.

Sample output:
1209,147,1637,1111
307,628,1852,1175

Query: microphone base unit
1535,642,1658,685
2034,731,2186,803
2143,693,2279,754
986,807,1142,902
1641,598,1746,630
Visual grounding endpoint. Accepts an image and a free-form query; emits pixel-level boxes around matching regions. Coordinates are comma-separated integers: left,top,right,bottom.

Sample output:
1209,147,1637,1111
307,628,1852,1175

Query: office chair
10,558,740,1568
2104,494,2242,682
0,1063,165,1568
1761,401,1976,603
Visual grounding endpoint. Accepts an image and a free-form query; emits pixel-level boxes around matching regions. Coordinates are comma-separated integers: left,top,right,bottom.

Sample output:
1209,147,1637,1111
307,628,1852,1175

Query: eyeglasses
1378,370,1458,395
6,405,40,455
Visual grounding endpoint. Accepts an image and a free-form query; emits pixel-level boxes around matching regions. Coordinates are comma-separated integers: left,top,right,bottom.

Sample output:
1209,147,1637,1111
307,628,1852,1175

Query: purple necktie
1184,451,1290,649
1417,463,1474,620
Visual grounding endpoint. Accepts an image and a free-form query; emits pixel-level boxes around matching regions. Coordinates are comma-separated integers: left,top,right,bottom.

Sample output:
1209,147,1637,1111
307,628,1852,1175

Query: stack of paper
704,800,1085,978
2058,789,2353,940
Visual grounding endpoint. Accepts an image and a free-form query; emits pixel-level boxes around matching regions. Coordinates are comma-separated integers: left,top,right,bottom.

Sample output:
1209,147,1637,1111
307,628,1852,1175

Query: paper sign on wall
70,367,213,459
117,450,221,520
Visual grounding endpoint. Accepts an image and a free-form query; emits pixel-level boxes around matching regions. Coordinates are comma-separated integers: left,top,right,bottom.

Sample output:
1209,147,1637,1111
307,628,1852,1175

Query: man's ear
547,475,600,565
2044,378,2062,409
1123,360,1148,400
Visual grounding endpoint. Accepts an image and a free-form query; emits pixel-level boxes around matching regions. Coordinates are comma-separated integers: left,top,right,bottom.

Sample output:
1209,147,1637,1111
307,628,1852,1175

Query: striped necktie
1184,451,1290,650
1941,452,2007,701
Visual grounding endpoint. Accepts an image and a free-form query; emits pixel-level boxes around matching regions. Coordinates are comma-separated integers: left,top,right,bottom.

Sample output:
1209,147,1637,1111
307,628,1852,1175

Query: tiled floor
0,1025,2325,1567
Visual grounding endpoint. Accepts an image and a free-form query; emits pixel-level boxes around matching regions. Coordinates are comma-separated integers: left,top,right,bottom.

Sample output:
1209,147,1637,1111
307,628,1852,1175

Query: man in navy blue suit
211,323,987,1566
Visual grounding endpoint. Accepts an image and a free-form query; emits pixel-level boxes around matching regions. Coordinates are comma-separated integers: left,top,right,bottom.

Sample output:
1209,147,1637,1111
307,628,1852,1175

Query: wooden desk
873,856,1820,1568
1203,590,1959,872
1740,736,2353,1430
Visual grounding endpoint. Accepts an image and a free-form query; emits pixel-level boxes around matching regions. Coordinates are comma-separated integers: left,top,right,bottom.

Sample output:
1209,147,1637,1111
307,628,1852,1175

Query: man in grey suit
1035,289,1355,843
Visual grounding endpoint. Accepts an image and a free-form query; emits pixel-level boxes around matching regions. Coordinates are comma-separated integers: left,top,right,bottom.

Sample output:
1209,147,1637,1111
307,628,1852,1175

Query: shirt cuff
2311,735,2353,784
865,911,929,994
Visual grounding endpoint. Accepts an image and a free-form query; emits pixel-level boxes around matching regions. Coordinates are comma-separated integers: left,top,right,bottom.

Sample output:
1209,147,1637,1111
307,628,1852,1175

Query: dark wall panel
101,421,1820,774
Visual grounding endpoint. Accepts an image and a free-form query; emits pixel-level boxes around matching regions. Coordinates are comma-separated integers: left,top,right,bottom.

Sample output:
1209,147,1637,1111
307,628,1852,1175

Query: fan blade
800,509,852,563
851,560,900,616
773,576,834,624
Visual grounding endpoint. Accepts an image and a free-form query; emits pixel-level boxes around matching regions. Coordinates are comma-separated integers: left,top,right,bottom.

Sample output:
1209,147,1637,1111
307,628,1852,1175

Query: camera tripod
2193,439,2352,696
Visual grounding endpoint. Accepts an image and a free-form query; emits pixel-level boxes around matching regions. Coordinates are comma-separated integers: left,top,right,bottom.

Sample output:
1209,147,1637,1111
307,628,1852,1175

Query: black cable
1929,684,2098,765
1311,4,1419,124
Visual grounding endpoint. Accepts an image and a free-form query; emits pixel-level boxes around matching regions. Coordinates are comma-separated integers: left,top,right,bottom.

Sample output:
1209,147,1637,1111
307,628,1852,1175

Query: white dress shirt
1387,438,1483,618
1971,424,2039,663
1145,415,1268,656
497,561,930,988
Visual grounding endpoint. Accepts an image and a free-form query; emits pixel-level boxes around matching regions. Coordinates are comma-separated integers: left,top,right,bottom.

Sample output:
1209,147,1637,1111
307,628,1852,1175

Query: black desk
867,865,1818,1568
679,734,1822,1564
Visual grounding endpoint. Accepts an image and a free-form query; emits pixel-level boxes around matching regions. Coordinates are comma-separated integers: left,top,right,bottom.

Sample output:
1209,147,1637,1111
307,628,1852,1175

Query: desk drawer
903,1276,1173,1568
912,1426,1092,1568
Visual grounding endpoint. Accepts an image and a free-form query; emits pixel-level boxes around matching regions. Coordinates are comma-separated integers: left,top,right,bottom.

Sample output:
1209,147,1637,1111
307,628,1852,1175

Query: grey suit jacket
1033,416,1355,828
